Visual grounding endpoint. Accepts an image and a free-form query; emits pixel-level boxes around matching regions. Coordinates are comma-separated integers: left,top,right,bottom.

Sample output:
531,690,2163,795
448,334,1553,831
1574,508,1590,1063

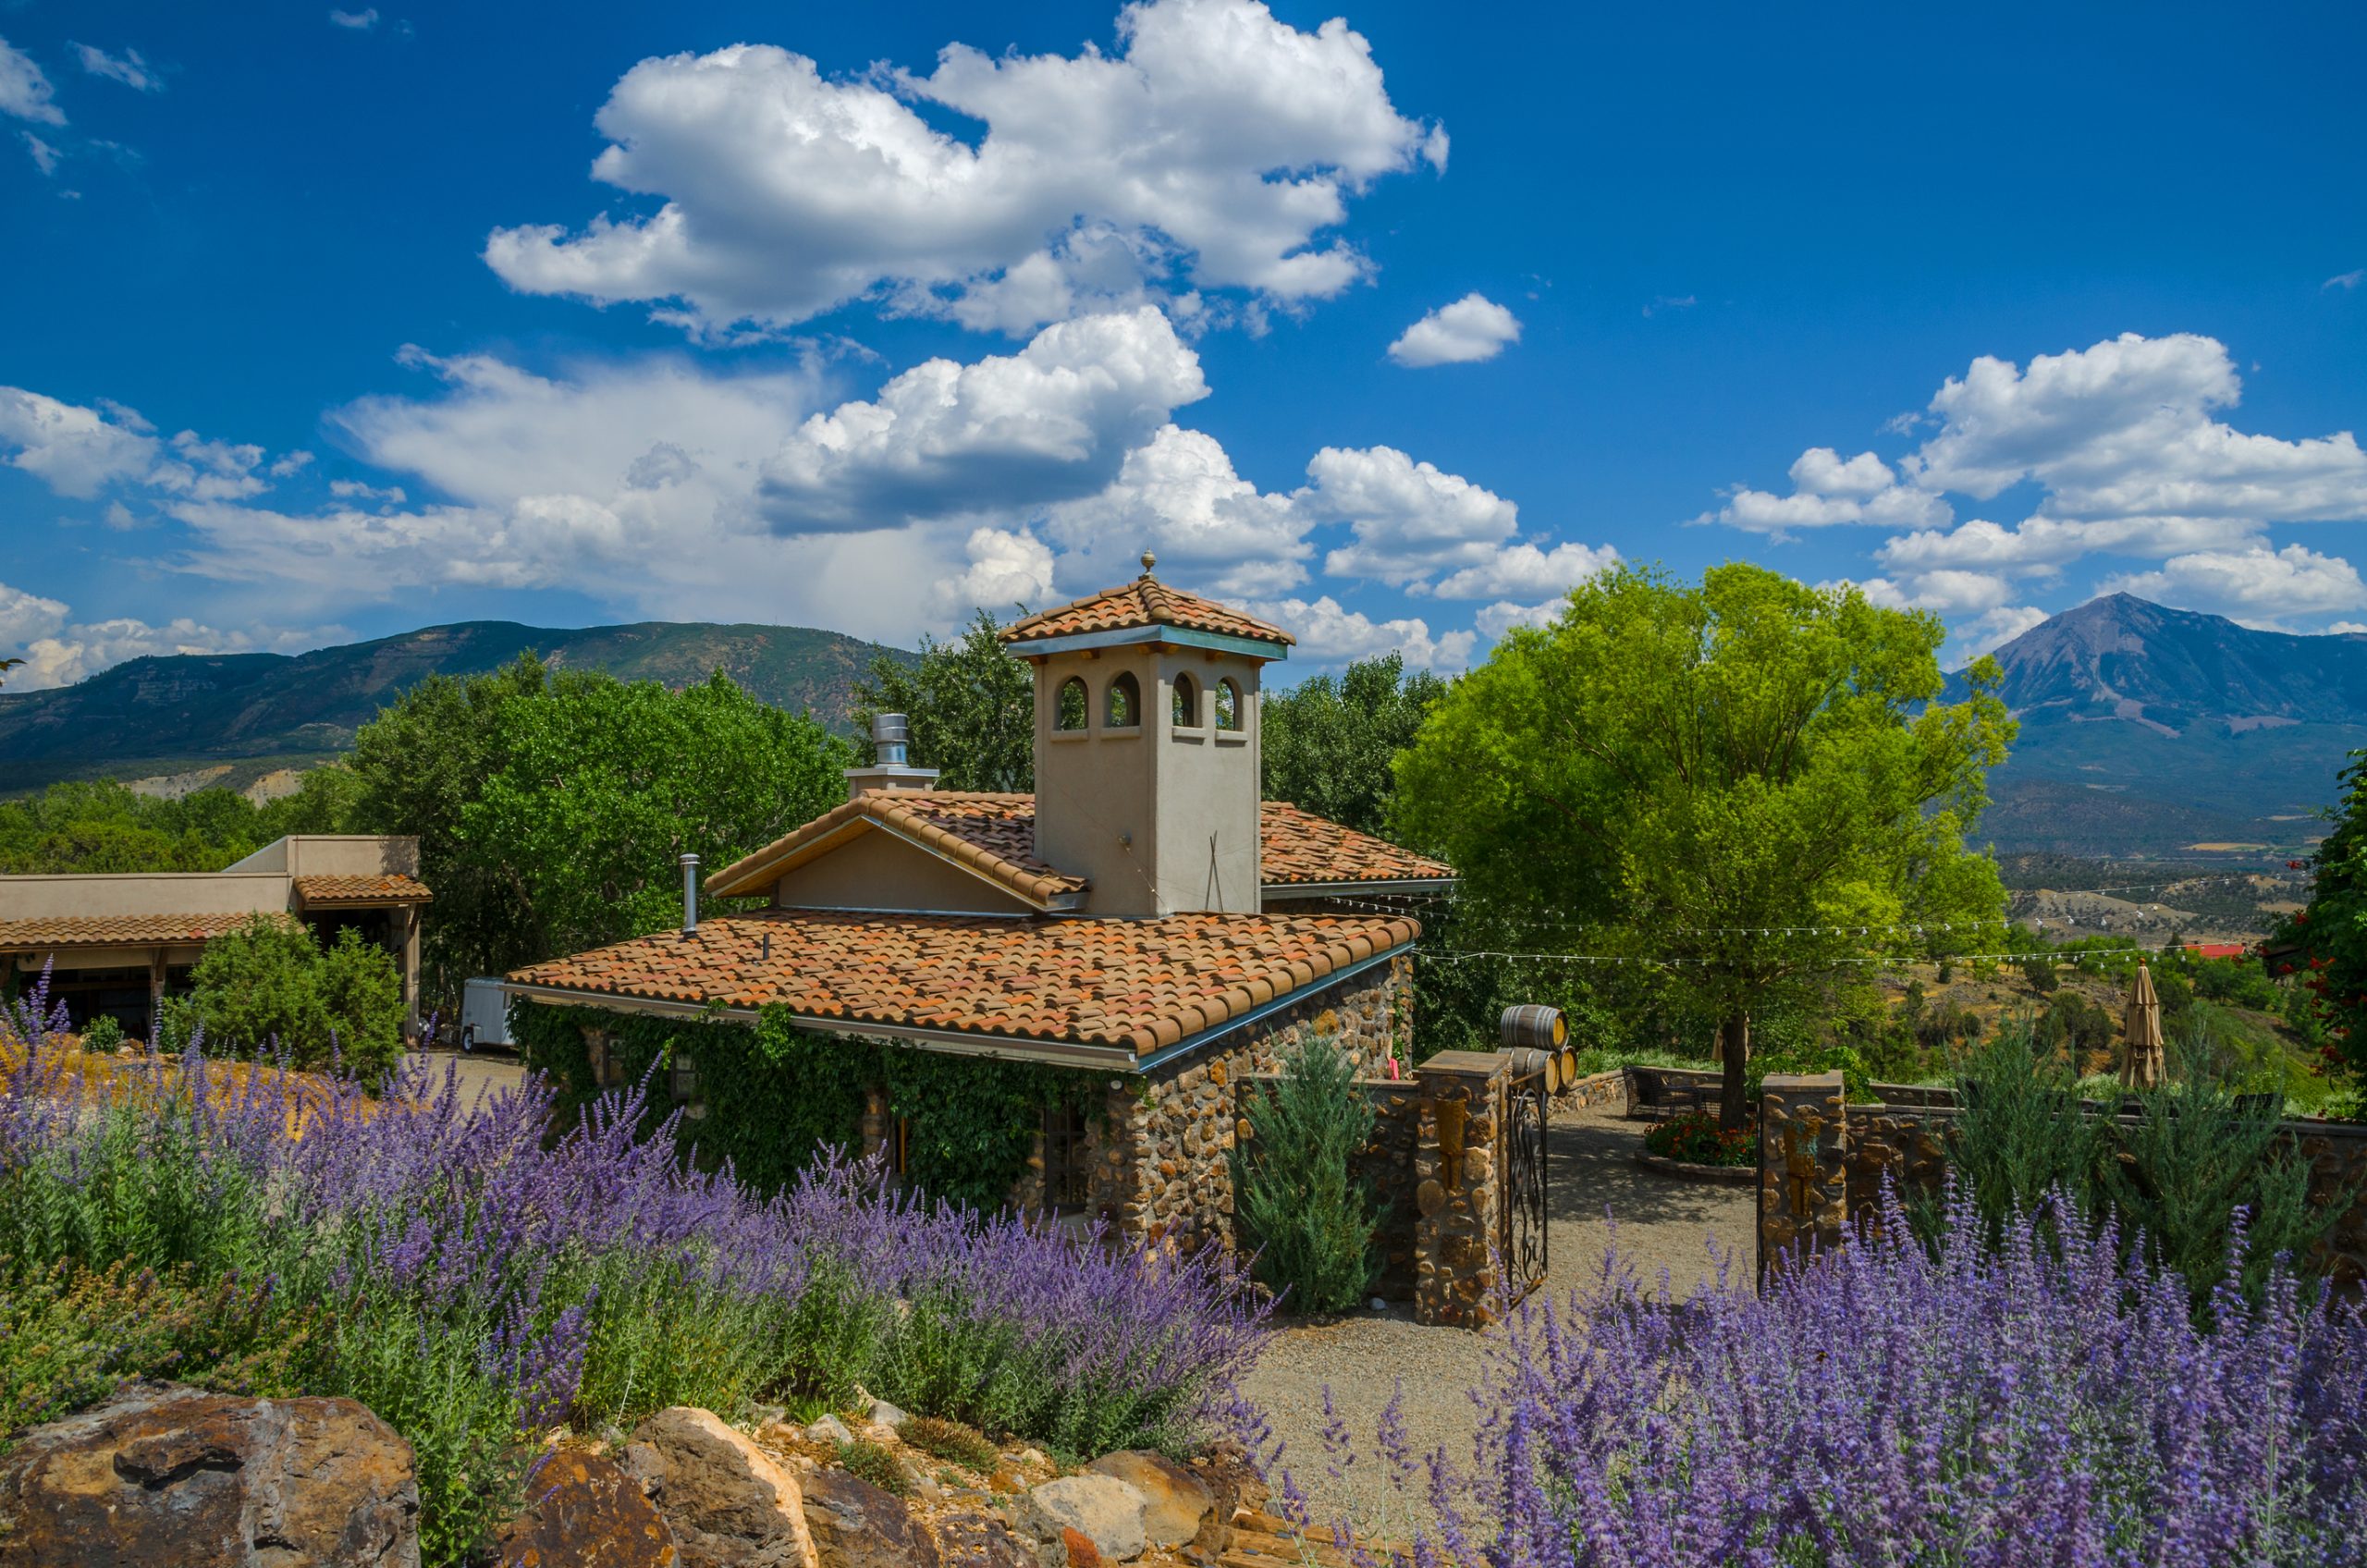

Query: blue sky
3,0,2362,689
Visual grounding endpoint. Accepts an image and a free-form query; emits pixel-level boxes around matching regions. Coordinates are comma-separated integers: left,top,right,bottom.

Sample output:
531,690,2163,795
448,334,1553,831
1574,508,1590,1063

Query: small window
1056,677,1088,731
1171,672,1200,729
1215,678,1245,731
1106,671,1141,729
1040,1102,1090,1210
668,1049,699,1103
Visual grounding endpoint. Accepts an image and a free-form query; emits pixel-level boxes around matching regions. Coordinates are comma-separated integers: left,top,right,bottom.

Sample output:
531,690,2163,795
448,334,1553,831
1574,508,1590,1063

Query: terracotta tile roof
705,792,1087,907
508,909,1418,1057
292,874,433,905
0,912,290,950
1257,802,1455,886
709,793,1453,903
1000,574,1294,649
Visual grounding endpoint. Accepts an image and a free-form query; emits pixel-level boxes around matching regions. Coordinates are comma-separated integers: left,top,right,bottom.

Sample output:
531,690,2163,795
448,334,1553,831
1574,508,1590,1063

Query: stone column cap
1416,1049,1510,1079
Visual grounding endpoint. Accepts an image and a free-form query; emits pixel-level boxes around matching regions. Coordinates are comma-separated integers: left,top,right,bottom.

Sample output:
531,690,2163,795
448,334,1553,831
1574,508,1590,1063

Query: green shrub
1643,1112,1753,1167
2104,1024,2347,1314
901,1415,999,1470
186,915,404,1081
76,1013,125,1053
1932,1018,2107,1243
1230,1035,1381,1315
835,1438,910,1495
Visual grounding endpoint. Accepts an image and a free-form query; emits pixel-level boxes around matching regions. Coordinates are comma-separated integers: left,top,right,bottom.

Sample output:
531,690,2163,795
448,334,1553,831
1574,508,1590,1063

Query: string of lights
1412,943,2189,970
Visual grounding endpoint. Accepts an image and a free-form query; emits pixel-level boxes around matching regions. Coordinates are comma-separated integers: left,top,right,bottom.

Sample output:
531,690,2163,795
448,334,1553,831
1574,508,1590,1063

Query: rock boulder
494,1447,679,1567
0,1379,420,1568
1081,1453,1212,1550
1012,1476,1147,1564
801,1467,938,1568
630,1407,820,1568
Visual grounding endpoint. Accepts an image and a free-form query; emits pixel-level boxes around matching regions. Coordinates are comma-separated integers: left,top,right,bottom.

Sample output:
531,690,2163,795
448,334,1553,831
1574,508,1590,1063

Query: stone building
508,562,1453,1251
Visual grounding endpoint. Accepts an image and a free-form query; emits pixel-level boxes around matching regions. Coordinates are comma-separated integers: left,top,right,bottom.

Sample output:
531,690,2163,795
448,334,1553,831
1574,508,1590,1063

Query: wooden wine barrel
1499,1004,1567,1053
1508,1047,1552,1085
1559,1046,1578,1085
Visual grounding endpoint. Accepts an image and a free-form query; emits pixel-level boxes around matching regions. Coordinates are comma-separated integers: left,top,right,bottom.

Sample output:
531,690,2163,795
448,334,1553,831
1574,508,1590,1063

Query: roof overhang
1007,625,1287,662
502,934,1412,1074
1259,877,1457,899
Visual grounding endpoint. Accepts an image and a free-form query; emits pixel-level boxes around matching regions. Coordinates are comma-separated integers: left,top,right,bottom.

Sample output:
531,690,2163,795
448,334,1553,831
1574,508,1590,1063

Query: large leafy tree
2273,751,2367,1083
1262,653,1448,837
347,655,852,1013
1395,563,2016,1125
852,608,1035,791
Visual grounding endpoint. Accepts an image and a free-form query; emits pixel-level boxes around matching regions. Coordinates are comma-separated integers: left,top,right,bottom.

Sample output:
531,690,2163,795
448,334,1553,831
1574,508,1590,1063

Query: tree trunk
1718,1010,1749,1131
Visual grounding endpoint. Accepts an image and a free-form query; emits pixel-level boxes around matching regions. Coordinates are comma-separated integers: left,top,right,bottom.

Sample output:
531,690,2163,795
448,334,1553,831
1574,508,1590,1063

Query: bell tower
1000,555,1292,917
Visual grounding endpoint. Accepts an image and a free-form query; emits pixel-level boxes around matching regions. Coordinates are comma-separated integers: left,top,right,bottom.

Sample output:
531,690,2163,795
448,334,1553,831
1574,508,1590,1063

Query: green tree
460,668,854,961
345,655,553,1012
852,609,1034,791
185,915,405,1081
1395,564,2016,1127
1261,653,1448,837
1229,1035,1381,1314
0,655,19,686
2274,749,2367,1084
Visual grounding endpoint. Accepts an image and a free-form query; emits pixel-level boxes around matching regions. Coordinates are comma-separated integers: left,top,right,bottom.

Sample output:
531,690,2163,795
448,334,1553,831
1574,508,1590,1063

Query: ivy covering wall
509,998,1100,1208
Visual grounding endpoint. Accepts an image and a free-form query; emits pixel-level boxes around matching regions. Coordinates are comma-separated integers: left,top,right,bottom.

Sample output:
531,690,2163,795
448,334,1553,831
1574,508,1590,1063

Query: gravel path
1237,1104,1754,1530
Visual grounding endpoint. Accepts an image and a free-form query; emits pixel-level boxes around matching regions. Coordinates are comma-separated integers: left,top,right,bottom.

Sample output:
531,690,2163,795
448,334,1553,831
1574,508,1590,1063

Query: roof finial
1140,549,1157,577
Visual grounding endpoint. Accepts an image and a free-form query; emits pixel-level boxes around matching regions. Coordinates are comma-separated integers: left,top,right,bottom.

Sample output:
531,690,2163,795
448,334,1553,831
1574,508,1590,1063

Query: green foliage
347,656,853,1014
0,769,365,875
2272,752,2367,1083
901,1414,1000,1470
511,1001,1098,1208
2018,953,2060,993
1230,1035,1380,1314
1745,1042,1872,1107
1261,653,1447,837
185,916,405,1080
76,1013,124,1053
852,608,1036,791
835,1438,912,1496
1935,1020,2108,1243
2033,989,2116,1067
2104,1027,2344,1314
1643,1112,1755,1167
0,1262,311,1446
1394,563,2017,1127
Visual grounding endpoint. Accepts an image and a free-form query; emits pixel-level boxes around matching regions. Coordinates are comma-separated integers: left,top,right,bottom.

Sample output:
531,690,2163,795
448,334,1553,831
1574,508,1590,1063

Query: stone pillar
1757,1071,1848,1284
146,948,166,1047
1413,1049,1510,1329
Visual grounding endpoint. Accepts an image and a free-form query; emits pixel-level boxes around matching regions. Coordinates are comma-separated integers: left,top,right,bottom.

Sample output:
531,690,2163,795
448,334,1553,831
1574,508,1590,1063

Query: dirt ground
1239,1102,1754,1531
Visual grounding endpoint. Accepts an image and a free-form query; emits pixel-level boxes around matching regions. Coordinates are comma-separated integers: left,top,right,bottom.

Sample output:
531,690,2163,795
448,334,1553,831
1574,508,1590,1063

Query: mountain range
0,620,904,796
4,594,2361,859
1956,594,2367,858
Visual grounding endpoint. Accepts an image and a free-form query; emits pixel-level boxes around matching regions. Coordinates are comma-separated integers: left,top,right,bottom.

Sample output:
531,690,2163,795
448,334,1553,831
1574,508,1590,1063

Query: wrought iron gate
1500,1065,1549,1302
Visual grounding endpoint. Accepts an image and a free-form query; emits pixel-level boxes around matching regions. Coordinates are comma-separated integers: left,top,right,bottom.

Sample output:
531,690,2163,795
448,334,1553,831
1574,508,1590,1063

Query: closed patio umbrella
2120,959,2165,1089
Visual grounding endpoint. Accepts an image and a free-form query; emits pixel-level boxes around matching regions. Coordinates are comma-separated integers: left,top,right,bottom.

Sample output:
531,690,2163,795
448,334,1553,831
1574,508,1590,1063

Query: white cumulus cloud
0,37,63,125
1042,423,1310,597
2099,545,2367,630
1244,594,1473,670
328,9,381,30
0,580,335,692
73,43,160,92
484,0,1444,337
1387,293,1519,367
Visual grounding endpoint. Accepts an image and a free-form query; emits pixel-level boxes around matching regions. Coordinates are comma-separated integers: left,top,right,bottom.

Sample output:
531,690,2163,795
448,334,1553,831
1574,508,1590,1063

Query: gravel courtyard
1238,1101,1755,1530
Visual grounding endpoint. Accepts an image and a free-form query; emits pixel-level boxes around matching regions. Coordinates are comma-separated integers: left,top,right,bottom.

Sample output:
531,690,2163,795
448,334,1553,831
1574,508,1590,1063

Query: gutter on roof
503,932,1415,1075
1259,877,1456,897
1006,625,1287,660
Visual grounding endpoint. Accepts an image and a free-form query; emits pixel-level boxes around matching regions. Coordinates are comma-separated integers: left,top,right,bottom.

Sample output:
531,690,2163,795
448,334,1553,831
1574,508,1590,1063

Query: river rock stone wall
1098,955,1414,1254
1413,1050,1509,1328
1758,1074,2367,1288
1553,1068,1627,1114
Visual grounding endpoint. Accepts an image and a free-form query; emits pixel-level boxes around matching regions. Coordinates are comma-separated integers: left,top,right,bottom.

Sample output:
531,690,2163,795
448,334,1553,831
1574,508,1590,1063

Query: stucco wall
768,828,1036,915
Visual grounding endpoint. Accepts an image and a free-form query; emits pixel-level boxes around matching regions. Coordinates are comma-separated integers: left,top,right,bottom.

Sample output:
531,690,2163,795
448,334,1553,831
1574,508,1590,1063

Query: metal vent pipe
873,712,911,767
681,852,700,936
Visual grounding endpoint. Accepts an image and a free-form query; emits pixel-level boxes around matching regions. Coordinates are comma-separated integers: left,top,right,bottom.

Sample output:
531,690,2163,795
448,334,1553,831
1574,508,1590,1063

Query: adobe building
0,836,431,1039
509,560,1454,1249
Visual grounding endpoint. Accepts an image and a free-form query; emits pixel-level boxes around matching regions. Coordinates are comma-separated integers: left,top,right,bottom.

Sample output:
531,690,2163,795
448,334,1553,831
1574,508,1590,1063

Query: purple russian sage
1294,1187,2367,1568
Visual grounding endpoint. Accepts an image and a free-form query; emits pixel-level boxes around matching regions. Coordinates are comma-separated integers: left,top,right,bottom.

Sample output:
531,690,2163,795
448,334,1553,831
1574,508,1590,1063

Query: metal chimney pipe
681,852,700,936
873,712,911,767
